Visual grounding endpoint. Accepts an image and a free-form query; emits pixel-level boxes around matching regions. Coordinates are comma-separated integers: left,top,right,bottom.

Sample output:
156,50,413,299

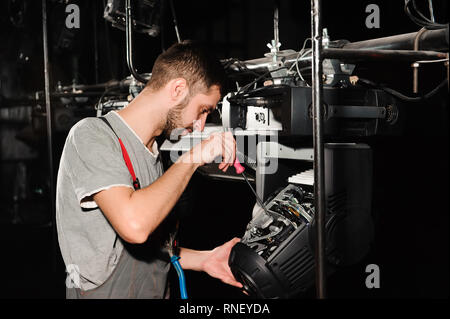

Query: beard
163,97,191,141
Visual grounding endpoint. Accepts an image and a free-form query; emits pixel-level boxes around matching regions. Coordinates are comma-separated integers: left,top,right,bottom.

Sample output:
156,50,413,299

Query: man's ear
169,78,189,103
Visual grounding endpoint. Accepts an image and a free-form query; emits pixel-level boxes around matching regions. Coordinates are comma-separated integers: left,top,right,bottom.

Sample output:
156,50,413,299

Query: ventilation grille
278,247,314,290
327,190,347,215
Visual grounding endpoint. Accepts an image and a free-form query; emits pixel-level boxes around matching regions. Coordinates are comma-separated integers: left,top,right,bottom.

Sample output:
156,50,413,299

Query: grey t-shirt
56,111,166,291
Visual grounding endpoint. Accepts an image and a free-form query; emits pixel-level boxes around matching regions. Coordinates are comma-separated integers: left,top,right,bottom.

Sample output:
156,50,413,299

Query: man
56,41,243,298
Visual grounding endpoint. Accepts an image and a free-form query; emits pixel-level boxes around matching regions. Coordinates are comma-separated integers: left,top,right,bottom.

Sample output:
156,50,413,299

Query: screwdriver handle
224,127,245,174
233,158,245,174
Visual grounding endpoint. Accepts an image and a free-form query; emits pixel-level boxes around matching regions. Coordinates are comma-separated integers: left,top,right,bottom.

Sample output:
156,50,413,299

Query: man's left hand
201,237,243,288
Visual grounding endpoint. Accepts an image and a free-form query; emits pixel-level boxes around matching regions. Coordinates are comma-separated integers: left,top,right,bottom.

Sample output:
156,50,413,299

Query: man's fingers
203,131,236,169
228,237,241,246
222,277,243,288
226,133,236,163
222,132,236,164
223,141,235,164
223,142,234,164
195,131,236,166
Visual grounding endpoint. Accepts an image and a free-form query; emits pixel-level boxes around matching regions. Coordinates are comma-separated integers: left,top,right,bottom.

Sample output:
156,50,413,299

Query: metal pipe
413,28,427,93
342,27,448,51
274,1,279,51
42,0,57,271
125,0,148,84
50,92,125,98
225,53,311,73
447,53,449,91
225,27,448,74
57,80,121,92
322,48,447,62
169,0,181,43
58,77,146,92
311,0,326,299
428,0,435,23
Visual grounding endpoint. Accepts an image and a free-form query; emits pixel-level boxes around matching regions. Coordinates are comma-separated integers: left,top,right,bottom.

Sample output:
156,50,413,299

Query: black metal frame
311,0,327,299
125,0,148,84
310,0,448,300
41,0,57,272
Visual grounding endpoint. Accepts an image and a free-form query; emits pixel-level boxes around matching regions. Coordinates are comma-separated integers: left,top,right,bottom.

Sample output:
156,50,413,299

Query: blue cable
171,255,188,299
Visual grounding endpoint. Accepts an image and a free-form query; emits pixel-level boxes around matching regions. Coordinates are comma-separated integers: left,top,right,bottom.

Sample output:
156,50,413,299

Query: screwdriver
233,157,271,216
223,127,270,215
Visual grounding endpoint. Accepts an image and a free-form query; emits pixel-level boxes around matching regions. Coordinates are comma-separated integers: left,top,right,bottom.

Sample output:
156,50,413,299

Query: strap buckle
133,177,141,190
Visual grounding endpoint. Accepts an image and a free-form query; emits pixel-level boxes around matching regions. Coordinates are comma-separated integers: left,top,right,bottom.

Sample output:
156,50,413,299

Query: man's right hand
179,131,236,172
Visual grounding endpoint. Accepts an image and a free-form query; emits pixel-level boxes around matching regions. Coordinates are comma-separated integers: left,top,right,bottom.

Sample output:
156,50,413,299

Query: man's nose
193,114,207,132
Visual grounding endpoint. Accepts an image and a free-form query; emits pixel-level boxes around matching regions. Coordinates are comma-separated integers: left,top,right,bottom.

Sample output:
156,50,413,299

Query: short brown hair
145,40,225,96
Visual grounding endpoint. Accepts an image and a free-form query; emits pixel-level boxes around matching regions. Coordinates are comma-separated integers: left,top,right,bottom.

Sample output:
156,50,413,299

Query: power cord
357,77,448,102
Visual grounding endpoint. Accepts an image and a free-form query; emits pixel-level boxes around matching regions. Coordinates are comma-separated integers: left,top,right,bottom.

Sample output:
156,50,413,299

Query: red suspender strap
99,117,141,190
117,138,140,190
99,116,141,248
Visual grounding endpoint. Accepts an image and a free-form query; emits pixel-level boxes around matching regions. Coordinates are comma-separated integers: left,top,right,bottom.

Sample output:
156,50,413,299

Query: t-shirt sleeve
64,119,134,209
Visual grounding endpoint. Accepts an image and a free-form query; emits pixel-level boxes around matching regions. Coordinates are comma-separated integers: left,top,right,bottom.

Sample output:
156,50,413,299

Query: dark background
0,0,448,299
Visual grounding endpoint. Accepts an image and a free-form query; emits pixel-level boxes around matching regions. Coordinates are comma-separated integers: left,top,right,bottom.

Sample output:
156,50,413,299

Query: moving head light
229,144,374,298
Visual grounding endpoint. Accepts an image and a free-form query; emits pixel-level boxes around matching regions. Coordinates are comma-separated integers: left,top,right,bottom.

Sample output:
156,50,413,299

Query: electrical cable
224,55,297,94
296,49,312,85
405,1,431,28
404,0,447,30
288,38,312,86
95,88,112,111
171,256,188,299
412,0,434,23
234,66,288,96
357,77,448,102
94,87,125,115
288,38,311,73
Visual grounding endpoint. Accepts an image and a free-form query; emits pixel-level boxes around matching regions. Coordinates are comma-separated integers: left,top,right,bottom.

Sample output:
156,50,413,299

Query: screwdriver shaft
241,172,271,216
226,127,270,215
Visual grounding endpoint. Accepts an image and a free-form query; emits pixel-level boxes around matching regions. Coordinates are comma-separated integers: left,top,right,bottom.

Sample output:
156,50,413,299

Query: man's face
164,85,221,140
